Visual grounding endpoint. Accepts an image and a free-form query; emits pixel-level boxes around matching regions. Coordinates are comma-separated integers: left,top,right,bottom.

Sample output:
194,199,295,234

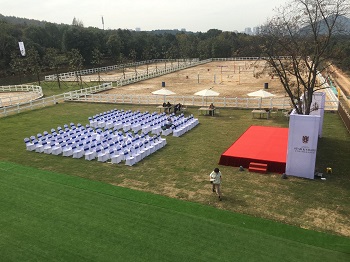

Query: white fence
0,85,43,107
44,57,297,81
65,92,339,111
0,81,339,118
0,83,112,118
44,58,201,81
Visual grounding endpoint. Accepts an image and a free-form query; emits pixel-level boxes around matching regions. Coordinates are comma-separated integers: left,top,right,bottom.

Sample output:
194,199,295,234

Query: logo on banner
302,136,309,144
293,135,315,154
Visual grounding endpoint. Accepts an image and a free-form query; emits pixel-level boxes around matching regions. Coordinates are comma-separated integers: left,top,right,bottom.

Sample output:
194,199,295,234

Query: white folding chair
124,151,136,166
72,145,84,158
85,146,97,161
24,138,36,151
62,144,73,157
51,142,63,155
110,148,124,164
43,141,53,154
97,147,109,162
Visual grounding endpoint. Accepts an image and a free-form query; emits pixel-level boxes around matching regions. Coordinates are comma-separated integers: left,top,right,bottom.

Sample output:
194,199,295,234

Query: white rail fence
44,57,293,84
0,83,113,118
44,58,201,81
1,57,341,117
77,59,209,84
0,91,339,119
0,85,43,107
65,93,339,111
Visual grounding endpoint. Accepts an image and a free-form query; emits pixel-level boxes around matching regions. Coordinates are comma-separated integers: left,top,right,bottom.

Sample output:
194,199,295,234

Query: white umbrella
152,88,176,102
194,89,220,105
152,88,176,96
247,89,275,108
247,89,275,98
194,89,220,97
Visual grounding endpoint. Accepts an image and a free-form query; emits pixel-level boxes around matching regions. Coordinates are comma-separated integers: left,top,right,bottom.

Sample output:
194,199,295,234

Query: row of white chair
25,133,166,166
89,109,199,139
24,109,199,166
172,116,199,137
89,110,166,130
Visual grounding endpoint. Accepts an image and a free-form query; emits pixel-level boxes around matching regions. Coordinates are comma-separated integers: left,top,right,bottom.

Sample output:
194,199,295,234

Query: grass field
1,161,349,261
0,101,349,260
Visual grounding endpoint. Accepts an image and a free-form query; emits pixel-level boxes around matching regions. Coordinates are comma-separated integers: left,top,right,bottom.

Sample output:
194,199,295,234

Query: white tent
152,88,176,102
152,88,176,96
194,89,220,97
247,89,275,98
194,89,220,105
247,89,275,108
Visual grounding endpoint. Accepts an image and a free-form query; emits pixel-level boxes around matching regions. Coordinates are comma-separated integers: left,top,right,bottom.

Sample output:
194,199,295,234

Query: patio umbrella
247,89,275,108
152,88,176,102
247,89,275,98
194,89,220,97
194,89,220,105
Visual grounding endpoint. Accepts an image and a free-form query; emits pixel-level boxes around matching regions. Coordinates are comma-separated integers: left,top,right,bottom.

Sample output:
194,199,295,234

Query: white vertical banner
310,92,325,138
18,42,26,57
285,111,320,179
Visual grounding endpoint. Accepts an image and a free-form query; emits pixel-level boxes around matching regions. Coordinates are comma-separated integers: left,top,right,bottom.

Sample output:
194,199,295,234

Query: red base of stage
219,126,288,173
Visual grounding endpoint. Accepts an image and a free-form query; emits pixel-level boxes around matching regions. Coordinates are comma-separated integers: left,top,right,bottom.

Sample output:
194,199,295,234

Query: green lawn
0,102,349,261
0,162,349,261
39,81,99,97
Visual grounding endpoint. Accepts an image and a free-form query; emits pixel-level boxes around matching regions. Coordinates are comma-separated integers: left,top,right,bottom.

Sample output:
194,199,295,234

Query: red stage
219,126,289,173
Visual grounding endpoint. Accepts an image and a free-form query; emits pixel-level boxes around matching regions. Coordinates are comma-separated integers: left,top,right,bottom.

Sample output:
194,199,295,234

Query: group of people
162,102,183,114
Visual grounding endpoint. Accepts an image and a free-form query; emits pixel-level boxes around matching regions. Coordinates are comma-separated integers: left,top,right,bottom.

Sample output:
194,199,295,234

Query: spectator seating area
23,109,199,166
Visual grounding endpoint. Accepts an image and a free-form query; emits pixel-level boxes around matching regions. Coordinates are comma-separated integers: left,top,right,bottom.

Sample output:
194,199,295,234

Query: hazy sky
1,0,284,32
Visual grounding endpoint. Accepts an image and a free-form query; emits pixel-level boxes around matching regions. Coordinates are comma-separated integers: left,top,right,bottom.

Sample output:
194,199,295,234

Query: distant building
135,27,141,32
181,28,186,32
244,27,252,35
253,27,260,35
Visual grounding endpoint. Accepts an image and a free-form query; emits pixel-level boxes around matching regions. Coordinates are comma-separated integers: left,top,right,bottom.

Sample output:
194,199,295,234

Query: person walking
209,167,222,201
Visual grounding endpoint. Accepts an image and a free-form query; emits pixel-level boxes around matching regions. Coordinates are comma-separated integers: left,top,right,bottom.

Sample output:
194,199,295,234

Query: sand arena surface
96,61,287,98
0,91,40,107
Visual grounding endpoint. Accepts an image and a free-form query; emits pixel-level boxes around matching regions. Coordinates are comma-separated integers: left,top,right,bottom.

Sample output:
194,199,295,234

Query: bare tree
67,49,85,87
91,48,102,85
259,0,349,114
44,48,66,89
9,52,25,84
26,47,42,85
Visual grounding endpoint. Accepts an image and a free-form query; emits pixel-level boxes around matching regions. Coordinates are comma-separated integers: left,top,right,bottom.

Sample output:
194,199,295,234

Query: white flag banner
18,42,26,56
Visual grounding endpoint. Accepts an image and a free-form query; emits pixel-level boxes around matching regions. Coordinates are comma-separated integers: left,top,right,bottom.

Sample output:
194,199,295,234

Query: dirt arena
0,91,41,107
97,60,287,98
3,60,348,106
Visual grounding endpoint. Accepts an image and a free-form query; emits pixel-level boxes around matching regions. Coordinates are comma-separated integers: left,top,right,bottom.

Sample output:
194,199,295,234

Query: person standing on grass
209,168,222,201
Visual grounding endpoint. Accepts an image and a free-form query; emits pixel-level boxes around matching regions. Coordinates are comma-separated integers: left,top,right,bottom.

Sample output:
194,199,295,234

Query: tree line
0,18,261,79
0,8,349,88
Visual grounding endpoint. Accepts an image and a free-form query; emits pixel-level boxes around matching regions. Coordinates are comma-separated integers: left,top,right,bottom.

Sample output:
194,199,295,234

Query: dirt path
329,64,350,98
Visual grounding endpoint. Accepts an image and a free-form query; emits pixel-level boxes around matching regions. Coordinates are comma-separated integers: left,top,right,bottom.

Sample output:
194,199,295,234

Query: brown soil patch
301,207,350,236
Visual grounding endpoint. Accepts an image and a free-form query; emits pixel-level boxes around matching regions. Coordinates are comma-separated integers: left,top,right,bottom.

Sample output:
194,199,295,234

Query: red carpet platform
219,126,288,173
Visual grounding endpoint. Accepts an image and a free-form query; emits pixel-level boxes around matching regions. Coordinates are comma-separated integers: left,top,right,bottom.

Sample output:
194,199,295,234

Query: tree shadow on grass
316,136,350,188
